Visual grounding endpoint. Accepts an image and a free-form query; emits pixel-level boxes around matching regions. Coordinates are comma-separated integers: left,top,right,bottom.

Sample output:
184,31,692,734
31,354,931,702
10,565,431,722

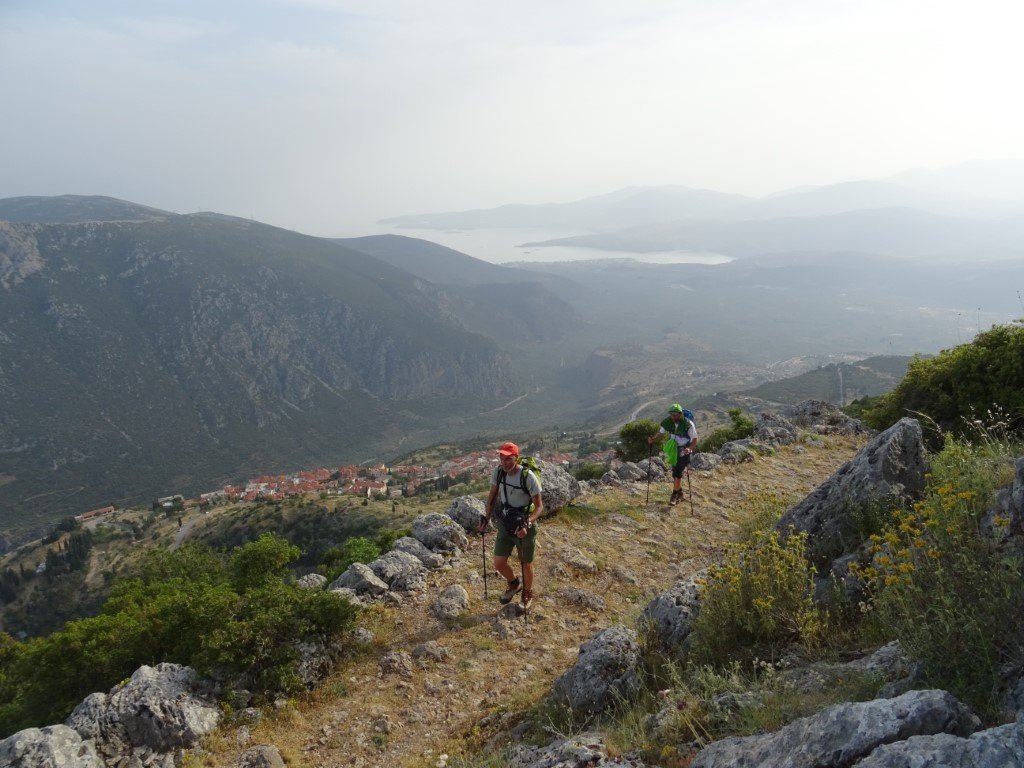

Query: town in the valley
74,443,618,522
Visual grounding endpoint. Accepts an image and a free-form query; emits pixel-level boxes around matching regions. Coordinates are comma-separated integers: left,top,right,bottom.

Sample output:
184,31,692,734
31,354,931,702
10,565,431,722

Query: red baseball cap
497,441,520,457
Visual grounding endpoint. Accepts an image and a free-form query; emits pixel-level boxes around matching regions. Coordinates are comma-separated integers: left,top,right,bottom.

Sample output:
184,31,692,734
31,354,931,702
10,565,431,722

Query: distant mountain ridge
0,195,171,223
381,160,1024,234
379,185,754,232
380,160,1024,259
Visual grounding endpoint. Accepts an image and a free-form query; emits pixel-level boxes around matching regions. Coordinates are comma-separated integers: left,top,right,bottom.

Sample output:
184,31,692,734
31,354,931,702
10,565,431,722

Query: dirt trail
216,436,862,768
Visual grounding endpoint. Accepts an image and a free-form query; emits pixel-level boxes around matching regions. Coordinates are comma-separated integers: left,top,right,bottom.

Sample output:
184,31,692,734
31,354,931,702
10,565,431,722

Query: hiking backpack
496,456,541,504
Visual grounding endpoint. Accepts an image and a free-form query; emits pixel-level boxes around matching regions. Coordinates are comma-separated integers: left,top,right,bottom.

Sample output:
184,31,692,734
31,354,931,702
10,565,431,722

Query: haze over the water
2,1,1023,237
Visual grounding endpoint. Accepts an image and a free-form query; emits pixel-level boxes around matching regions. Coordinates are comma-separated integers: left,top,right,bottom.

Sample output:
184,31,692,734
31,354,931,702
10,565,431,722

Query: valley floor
200,436,864,768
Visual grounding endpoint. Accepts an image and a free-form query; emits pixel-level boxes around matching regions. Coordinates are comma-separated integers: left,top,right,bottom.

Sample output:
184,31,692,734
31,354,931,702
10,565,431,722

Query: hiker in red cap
479,441,543,610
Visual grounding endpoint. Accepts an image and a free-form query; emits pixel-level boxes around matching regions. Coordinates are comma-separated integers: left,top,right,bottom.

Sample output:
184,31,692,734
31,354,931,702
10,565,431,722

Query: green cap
669,403,683,413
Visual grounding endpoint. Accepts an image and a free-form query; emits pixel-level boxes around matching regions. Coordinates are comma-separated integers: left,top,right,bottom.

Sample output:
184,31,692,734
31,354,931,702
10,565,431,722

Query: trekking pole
645,440,653,504
518,540,528,622
480,514,488,600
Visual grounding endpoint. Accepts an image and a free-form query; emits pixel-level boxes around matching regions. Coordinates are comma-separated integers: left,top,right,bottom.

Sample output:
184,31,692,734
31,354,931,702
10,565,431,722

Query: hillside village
76,448,606,522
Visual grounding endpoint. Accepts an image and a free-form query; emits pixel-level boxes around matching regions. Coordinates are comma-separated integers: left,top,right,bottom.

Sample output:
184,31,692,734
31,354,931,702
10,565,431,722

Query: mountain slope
0,208,517,538
338,234,583,347
740,356,913,405
0,194,171,223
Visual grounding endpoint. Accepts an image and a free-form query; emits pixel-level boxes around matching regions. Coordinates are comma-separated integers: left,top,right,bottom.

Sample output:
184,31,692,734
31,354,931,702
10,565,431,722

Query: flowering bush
853,438,1024,716
690,522,824,666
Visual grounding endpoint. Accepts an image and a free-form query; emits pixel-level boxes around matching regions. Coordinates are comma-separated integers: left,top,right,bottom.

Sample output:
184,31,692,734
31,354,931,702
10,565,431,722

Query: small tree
320,537,381,582
700,408,756,453
617,420,659,462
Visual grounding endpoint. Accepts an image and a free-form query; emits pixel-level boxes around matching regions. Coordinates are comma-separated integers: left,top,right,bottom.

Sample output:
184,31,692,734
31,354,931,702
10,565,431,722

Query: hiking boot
521,589,534,610
668,490,680,506
499,577,522,604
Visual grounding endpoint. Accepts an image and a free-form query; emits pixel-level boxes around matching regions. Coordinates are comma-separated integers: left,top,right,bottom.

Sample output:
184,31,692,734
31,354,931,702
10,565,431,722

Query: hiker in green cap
648,404,698,506
478,441,543,610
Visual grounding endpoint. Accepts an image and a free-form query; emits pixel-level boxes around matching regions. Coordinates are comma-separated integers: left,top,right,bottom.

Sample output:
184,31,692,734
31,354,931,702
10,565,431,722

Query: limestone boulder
640,578,701,656
411,512,469,553
295,573,327,589
236,744,287,768
981,456,1024,554
754,412,800,446
445,495,486,532
536,459,582,514
392,536,446,569
690,452,722,472
854,721,1024,767
615,462,646,482
368,549,427,592
559,587,606,613
507,731,647,768
718,441,757,463
328,562,388,596
690,689,978,768
600,470,623,486
787,399,868,435
637,456,667,479
431,584,470,621
66,663,221,764
774,417,928,569
777,641,913,696
0,725,103,768
552,626,642,717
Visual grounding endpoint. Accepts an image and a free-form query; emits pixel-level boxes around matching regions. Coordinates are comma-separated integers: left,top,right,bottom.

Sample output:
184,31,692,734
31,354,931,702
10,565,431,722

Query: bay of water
359,226,732,266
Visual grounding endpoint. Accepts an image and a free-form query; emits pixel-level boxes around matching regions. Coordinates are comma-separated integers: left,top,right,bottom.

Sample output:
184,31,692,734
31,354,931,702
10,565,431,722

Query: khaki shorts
494,522,537,563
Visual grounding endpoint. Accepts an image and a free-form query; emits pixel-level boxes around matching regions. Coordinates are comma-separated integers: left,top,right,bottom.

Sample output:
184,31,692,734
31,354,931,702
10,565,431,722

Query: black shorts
672,452,692,479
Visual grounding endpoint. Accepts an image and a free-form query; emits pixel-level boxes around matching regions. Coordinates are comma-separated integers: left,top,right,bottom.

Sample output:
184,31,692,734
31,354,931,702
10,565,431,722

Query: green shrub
320,536,381,582
700,409,755,454
855,438,1024,718
617,420,659,462
689,526,823,665
863,323,1024,438
573,462,608,481
0,534,357,737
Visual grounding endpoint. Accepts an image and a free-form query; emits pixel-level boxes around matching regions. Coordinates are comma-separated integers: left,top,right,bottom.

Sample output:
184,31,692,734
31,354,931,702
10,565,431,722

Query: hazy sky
2,0,1023,236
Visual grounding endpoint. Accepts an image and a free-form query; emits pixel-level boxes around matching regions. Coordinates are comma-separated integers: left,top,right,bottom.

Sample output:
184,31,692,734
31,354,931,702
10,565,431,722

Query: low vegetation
699,408,756,454
861,323,1024,439
854,437,1024,717
616,420,659,462
0,534,357,738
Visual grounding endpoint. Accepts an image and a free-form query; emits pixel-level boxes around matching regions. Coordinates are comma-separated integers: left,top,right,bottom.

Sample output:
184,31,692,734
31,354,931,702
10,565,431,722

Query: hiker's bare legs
494,553,533,588
493,555,516,582
521,560,534,594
